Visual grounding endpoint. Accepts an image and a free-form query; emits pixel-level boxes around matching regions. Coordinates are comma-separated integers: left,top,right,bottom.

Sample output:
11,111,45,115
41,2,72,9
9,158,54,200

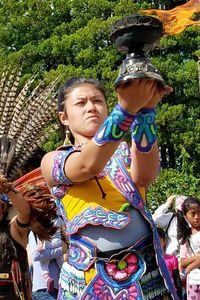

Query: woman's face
59,83,108,144
185,204,200,229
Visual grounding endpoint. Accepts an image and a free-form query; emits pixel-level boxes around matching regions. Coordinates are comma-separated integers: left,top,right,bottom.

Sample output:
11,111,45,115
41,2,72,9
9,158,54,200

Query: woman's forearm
8,189,31,223
131,143,160,187
181,256,199,268
186,256,200,273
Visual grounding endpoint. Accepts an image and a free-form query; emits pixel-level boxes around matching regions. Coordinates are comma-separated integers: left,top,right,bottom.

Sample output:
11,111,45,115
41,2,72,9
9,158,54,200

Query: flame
142,0,200,35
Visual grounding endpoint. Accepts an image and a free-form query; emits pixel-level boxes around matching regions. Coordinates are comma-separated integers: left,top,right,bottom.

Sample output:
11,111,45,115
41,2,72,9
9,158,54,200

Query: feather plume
9,124,59,180
0,69,59,180
0,70,21,136
0,136,16,175
0,71,8,118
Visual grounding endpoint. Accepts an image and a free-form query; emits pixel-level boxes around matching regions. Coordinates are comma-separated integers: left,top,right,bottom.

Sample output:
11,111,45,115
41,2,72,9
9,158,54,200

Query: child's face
186,204,200,229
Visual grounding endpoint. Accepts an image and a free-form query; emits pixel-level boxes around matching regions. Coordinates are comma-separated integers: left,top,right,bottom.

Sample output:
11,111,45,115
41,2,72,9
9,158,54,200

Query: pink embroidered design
93,277,139,300
105,253,138,282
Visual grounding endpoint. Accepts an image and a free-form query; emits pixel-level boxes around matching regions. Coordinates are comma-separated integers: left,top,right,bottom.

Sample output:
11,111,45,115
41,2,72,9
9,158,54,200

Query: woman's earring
64,126,71,145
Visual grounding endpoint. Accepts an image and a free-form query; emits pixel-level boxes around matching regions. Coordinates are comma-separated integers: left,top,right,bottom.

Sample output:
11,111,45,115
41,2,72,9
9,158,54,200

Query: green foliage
147,168,200,213
0,0,199,180
41,128,63,152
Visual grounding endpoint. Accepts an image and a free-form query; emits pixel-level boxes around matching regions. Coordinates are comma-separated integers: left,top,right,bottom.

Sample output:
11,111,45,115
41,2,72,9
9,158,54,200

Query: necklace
74,142,87,148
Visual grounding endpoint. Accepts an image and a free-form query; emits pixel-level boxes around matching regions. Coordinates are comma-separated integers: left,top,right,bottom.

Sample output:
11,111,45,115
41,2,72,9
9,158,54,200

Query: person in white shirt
153,195,188,257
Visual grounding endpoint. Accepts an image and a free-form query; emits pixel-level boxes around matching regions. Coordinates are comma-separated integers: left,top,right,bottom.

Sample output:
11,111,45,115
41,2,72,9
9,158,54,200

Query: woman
0,176,57,300
41,78,178,299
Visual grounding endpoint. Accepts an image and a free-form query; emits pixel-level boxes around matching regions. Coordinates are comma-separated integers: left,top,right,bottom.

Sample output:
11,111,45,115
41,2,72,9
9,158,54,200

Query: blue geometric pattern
94,104,135,146
131,108,156,152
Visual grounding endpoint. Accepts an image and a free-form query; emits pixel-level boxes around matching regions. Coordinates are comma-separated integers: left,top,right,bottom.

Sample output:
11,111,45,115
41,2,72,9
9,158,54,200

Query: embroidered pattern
136,239,168,299
52,149,75,184
105,253,139,282
105,151,144,210
69,235,96,271
55,198,69,227
94,104,135,146
52,147,106,199
119,141,132,167
131,108,157,152
52,184,70,199
67,207,129,235
92,278,140,300
105,150,179,300
81,250,145,300
54,142,178,299
59,262,85,297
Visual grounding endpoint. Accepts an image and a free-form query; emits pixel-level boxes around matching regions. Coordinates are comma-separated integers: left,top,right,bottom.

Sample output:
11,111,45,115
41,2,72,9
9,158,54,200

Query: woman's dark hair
57,77,106,144
177,196,200,244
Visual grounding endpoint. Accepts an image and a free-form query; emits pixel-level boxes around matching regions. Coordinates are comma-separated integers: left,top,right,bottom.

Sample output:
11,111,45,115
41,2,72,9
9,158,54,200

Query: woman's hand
166,195,176,207
144,84,173,109
116,79,173,114
0,175,12,193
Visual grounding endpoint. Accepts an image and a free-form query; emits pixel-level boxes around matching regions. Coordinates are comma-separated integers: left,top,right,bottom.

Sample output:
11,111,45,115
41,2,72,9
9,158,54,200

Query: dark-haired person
177,197,200,300
0,175,58,300
41,77,179,299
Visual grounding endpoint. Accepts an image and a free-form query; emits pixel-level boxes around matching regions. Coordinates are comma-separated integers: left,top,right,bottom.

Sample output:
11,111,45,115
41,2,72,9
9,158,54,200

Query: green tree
147,168,200,213
0,0,199,208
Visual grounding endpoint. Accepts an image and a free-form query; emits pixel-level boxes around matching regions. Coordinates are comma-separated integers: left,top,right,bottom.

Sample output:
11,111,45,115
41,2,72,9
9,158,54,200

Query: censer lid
111,14,163,53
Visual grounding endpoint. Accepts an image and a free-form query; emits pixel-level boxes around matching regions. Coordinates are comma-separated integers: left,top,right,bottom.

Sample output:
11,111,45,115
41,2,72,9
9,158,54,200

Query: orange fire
142,0,200,35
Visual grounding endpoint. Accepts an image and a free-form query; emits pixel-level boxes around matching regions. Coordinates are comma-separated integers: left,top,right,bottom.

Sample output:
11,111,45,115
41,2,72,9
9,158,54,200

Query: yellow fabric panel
139,187,145,200
85,267,97,285
61,175,146,221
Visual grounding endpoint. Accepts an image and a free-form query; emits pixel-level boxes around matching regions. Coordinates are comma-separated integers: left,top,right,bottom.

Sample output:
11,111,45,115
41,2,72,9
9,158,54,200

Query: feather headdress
0,69,59,181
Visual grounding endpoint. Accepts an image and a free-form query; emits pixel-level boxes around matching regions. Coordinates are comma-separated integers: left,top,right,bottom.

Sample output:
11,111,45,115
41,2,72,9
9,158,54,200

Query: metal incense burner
111,14,165,86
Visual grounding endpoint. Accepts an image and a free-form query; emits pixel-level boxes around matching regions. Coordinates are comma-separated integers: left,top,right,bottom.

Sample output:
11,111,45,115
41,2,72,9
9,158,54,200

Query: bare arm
9,189,31,248
153,195,176,219
7,189,31,224
181,255,200,268
181,255,200,273
10,216,30,249
0,176,31,248
130,143,159,187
